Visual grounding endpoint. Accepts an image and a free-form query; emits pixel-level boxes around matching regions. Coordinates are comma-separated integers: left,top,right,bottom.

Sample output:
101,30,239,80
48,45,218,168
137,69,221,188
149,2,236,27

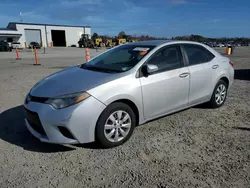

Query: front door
139,45,190,120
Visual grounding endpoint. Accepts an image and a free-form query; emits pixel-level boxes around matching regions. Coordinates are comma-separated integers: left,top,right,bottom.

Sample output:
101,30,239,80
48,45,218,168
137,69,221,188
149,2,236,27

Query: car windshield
80,45,155,73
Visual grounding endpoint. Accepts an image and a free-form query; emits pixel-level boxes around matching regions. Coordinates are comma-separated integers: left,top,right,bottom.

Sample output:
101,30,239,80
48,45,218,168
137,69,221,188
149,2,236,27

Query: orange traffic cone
85,48,90,62
33,47,41,66
15,48,21,60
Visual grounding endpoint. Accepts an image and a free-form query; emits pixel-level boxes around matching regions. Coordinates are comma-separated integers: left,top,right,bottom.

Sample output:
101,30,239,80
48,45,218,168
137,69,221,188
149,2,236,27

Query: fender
104,94,145,124
209,73,230,98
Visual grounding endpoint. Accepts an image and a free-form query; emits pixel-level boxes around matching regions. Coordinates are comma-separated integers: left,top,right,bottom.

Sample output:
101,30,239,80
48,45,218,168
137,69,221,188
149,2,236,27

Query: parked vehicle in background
0,41,12,51
29,42,41,49
226,43,235,47
8,42,12,48
204,42,213,47
217,43,225,47
24,40,234,148
12,41,22,49
206,42,217,47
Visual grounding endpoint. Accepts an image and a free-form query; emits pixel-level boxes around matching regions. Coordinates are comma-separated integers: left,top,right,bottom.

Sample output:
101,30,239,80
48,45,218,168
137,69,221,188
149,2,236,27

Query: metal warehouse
0,22,91,48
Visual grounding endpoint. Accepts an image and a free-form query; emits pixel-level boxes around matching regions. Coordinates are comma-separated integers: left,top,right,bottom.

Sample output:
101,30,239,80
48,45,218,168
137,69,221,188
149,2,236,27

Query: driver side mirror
141,64,159,77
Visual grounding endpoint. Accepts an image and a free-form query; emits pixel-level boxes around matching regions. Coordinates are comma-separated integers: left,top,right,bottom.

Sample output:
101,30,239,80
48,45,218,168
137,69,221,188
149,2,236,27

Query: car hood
30,66,120,97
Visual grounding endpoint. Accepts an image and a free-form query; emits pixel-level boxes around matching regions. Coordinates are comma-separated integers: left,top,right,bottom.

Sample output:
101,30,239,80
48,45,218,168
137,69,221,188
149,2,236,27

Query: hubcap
215,84,226,105
104,110,131,142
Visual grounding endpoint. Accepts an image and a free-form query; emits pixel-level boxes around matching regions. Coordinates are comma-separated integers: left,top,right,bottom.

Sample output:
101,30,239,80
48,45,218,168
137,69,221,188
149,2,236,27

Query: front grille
30,95,49,103
24,108,46,136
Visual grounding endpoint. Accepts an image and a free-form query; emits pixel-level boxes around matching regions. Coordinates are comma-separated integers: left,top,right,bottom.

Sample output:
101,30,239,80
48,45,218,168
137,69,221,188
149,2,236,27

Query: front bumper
24,96,106,144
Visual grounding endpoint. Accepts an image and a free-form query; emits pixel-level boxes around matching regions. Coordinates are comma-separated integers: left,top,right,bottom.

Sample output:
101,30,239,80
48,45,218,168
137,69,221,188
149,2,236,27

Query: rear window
183,44,215,65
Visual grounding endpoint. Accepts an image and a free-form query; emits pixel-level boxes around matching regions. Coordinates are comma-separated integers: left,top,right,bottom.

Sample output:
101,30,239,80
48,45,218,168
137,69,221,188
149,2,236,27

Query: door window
146,45,184,73
183,44,215,65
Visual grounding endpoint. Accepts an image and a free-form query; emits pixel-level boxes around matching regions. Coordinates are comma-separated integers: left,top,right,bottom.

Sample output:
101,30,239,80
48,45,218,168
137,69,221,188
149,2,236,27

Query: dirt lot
0,47,250,188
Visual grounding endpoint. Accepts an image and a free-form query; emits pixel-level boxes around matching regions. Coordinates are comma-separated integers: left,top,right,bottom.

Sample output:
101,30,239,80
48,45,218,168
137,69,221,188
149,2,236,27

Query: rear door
182,44,216,105
139,45,190,120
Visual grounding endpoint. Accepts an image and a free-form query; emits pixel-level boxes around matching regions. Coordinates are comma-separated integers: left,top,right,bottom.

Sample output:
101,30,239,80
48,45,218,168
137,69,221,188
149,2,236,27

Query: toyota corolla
24,40,234,148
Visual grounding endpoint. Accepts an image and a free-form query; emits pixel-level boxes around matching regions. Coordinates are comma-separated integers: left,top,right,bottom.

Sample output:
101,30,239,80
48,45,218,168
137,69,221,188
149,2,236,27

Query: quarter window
183,44,215,65
146,45,184,73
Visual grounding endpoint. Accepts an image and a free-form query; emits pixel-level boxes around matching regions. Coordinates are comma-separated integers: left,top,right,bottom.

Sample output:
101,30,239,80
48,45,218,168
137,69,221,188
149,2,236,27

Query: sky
0,0,250,38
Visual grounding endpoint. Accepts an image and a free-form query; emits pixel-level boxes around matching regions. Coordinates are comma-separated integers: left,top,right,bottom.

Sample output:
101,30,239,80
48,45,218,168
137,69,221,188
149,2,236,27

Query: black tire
209,80,228,108
95,102,136,148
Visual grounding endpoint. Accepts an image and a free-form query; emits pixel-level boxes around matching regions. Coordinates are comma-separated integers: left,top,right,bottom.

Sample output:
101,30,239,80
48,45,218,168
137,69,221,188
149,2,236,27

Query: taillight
229,61,234,68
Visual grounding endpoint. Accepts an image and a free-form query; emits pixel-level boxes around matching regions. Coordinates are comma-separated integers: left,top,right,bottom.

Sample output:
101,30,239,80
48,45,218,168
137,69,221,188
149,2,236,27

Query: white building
0,22,91,48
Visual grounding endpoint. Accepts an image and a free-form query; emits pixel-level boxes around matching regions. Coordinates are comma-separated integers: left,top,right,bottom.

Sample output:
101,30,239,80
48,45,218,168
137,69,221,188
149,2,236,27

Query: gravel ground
0,47,250,188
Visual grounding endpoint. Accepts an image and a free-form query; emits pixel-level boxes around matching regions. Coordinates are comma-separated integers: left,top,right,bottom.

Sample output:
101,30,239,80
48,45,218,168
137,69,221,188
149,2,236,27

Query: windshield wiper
80,65,122,73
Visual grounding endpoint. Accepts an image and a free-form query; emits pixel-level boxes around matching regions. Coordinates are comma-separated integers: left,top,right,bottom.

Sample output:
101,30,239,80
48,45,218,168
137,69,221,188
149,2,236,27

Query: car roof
125,40,221,57
127,40,173,46
126,40,205,47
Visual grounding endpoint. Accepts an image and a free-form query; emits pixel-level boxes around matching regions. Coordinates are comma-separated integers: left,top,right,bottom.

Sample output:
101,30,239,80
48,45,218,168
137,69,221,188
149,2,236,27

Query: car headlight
45,92,90,109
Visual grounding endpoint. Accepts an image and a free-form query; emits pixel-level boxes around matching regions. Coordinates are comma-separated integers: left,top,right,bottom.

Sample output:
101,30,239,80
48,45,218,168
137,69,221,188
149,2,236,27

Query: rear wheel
209,80,228,108
96,102,136,148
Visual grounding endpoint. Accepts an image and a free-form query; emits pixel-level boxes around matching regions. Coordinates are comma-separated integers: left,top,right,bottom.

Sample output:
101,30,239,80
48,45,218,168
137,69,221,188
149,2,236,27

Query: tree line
91,31,169,41
92,32,250,44
172,35,250,44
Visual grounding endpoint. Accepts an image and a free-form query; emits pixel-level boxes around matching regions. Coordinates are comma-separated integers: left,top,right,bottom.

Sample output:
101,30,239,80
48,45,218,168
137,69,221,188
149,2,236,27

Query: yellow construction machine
105,39,113,47
112,38,126,46
94,38,104,47
95,38,113,47
130,39,138,43
118,38,126,45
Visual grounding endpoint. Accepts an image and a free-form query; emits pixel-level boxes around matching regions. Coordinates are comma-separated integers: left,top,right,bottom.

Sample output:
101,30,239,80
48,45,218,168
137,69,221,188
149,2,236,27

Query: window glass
81,45,155,73
183,44,215,65
146,45,184,73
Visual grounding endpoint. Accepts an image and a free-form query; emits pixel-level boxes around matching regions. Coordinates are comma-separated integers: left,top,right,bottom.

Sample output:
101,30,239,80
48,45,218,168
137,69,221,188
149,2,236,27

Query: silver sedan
24,40,234,148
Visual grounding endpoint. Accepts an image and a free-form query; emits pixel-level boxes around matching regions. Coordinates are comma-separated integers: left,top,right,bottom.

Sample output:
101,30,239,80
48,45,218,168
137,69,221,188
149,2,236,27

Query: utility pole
20,12,23,22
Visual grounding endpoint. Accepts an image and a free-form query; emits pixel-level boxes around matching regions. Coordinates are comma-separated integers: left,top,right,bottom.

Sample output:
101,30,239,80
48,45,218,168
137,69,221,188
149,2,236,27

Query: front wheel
209,80,228,108
95,102,136,148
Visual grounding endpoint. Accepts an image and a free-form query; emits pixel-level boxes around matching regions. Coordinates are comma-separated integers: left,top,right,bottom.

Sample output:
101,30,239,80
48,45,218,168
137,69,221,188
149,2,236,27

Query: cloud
168,0,205,6
84,15,104,23
0,14,17,26
20,11,51,23
211,19,221,23
201,19,221,24
61,0,102,7
169,0,188,5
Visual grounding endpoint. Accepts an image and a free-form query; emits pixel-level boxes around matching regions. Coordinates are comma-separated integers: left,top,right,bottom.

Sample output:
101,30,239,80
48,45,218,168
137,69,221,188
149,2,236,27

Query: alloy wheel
104,110,132,142
215,84,227,105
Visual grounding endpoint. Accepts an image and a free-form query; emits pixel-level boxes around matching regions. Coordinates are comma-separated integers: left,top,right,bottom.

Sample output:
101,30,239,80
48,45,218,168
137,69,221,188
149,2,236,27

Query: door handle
179,72,190,78
212,65,219,69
